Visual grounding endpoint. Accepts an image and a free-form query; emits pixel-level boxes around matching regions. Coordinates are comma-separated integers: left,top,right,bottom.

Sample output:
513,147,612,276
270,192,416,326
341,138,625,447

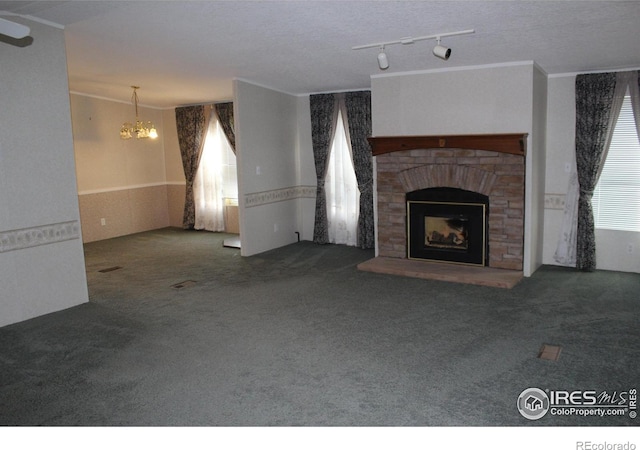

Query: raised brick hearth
376,147,525,271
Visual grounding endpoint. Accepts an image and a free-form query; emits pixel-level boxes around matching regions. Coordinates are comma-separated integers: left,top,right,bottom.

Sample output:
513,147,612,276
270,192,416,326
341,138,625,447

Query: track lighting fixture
377,46,389,70
353,29,474,70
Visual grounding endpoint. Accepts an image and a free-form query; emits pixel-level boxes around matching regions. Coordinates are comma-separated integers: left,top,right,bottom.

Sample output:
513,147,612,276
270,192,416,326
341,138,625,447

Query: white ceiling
1,1,639,108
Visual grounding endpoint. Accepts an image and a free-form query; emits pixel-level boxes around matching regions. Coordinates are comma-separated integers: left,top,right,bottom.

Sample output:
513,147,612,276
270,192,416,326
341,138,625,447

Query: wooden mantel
368,133,528,156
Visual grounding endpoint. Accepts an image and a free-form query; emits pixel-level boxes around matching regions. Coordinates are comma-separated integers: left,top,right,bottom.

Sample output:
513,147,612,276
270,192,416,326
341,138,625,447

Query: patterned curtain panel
555,71,639,268
574,73,618,271
175,105,209,229
344,91,375,249
215,102,236,154
310,93,338,244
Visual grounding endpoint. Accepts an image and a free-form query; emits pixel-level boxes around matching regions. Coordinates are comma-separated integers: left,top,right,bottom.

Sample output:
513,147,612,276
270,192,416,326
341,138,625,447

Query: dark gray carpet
1,227,638,426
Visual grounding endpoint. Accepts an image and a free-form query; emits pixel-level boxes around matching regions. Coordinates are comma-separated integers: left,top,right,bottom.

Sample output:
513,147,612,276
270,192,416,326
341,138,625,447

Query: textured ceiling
1,1,639,108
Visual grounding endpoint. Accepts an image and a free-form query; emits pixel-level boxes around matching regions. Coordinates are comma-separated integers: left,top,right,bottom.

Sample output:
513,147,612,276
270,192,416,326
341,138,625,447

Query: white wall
70,94,172,241
72,94,166,193
162,108,186,227
0,20,88,327
544,74,640,273
543,76,575,266
234,80,303,256
163,109,184,184
371,62,542,276
372,63,533,136
528,65,548,274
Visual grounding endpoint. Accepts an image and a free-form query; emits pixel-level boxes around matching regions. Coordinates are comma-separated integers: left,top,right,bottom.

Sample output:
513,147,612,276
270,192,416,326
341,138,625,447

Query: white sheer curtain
553,165,580,266
325,109,360,246
194,112,232,232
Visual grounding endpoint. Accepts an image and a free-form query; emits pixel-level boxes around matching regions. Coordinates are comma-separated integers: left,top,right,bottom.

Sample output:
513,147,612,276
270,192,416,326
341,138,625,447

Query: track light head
433,44,451,60
433,37,451,60
377,46,389,70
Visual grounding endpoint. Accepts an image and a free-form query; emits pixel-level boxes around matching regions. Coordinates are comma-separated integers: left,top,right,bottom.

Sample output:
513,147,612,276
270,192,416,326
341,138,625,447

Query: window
193,114,237,231
325,110,360,246
592,95,640,232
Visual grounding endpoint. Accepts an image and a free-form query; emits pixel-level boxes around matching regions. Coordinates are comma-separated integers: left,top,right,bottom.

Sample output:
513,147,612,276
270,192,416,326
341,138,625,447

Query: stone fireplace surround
369,134,527,274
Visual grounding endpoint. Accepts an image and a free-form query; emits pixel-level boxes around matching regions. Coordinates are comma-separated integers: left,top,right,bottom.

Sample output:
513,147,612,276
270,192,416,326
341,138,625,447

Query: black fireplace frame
406,188,489,266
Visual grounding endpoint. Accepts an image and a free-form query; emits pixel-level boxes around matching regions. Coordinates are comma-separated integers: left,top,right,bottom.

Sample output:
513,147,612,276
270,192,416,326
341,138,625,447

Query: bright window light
592,95,640,232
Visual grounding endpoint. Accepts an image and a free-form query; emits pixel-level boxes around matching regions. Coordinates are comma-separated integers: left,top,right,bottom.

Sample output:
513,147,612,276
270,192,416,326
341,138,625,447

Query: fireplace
357,133,527,287
407,187,489,266
368,133,526,270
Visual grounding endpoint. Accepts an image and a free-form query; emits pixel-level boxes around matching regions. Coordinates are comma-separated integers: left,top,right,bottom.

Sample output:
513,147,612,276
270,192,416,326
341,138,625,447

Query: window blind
592,95,640,232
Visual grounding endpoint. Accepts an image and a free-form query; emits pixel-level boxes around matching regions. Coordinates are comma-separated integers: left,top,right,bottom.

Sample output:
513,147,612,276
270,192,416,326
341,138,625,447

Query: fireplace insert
407,187,489,266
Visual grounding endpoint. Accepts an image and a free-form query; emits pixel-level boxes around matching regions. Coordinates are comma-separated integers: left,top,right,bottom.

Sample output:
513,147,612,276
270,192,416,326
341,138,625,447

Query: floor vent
538,344,562,361
170,280,197,289
98,266,122,273
223,236,241,249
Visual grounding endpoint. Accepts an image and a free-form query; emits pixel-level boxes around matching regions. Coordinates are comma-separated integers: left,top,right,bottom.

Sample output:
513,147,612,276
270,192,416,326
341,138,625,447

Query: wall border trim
0,221,80,253
244,186,316,208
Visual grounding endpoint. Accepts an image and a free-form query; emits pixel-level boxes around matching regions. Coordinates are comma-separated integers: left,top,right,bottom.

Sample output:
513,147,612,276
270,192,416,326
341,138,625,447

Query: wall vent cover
538,344,562,361
98,266,122,273
170,280,197,289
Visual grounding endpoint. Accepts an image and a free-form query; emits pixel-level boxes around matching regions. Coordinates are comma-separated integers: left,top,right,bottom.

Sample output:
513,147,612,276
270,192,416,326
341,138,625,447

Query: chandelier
119,86,158,140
